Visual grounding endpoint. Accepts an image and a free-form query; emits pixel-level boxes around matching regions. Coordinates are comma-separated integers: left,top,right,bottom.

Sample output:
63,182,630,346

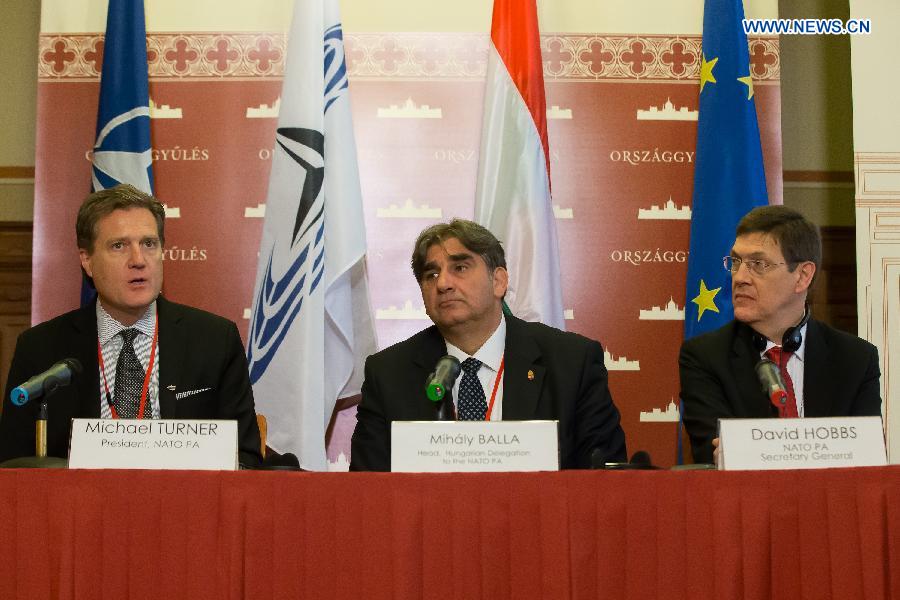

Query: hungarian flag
474,0,565,329
246,0,377,471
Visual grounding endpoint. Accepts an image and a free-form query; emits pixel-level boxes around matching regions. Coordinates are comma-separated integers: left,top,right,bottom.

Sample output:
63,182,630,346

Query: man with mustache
350,219,626,470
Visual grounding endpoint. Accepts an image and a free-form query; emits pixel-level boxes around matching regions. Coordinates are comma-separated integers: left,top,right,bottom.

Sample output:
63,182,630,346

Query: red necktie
765,346,798,418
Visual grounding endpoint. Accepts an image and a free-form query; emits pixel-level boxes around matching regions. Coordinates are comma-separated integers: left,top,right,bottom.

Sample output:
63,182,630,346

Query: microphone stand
0,399,67,469
36,399,49,458
435,395,456,421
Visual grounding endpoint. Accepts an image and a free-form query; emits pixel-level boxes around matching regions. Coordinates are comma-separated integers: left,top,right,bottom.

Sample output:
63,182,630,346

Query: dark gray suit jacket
679,318,882,464
350,315,626,470
0,297,262,466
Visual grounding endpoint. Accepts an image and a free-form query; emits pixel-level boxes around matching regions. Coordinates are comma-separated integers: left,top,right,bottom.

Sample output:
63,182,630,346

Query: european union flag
84,0,154,305
91,0,154,194
683,0,767,339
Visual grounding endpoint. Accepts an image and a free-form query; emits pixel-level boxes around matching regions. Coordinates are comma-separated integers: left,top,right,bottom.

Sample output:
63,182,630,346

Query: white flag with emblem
246,0,376,471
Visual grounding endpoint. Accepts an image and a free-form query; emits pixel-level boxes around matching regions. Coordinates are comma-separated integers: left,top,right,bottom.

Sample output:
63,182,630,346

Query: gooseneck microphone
755,358,788,414
10,358,83,406
425,355,461,402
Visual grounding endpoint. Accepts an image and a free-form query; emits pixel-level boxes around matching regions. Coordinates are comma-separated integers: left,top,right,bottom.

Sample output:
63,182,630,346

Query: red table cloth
1,467,897,599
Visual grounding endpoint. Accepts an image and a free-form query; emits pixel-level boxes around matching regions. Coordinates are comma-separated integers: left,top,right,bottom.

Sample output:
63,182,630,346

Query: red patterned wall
34,31,782,468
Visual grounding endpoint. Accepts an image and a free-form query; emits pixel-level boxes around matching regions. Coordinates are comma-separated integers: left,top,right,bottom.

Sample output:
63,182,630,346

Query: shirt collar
761,323,807,362
444,313,506,373
96,300,157,345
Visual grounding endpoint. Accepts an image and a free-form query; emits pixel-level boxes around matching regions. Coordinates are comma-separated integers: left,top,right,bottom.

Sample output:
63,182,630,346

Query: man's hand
712,437,721,468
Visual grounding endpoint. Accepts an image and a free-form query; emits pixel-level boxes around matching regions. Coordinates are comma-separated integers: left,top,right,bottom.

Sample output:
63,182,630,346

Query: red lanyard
98,317,158,419
484,357,505,421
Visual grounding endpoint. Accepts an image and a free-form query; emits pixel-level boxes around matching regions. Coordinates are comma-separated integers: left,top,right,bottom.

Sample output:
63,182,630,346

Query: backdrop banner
33,1,782,468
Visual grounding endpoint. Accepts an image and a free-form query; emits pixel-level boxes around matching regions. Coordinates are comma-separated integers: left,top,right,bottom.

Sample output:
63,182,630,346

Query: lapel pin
527,370,535,381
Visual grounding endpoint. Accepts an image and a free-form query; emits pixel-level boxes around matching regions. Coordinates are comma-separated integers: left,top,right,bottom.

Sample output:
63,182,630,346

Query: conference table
1,466,897,599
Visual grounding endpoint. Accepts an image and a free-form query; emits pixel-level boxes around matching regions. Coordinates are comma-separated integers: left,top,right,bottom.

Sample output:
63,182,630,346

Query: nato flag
84,0,154,306
91,0,154,195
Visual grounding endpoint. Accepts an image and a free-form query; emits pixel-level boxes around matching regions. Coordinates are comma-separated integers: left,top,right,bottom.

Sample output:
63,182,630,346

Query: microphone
425,355,461,402
629,450,653,467
10,359,83,406
755,358,788,413
592,449,659,469
258,452,302,471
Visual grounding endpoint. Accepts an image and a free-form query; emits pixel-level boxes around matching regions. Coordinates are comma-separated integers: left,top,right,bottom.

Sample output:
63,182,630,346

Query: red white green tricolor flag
475,0,565,329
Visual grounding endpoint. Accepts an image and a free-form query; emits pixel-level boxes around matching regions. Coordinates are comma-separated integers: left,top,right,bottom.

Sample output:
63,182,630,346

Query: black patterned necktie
457,358,487,421
113,329,145,418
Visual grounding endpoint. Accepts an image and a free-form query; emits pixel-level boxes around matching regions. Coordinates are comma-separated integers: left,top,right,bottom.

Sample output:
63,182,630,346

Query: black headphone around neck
751,306,810,353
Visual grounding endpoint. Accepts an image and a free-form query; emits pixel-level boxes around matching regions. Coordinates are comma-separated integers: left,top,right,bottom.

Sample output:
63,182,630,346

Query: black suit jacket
350,315,626,470
679,318,882,464
0,297,262,466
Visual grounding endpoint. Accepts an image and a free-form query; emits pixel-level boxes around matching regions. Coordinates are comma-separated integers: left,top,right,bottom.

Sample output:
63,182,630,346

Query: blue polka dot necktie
457,357,487,421
113,329,145,418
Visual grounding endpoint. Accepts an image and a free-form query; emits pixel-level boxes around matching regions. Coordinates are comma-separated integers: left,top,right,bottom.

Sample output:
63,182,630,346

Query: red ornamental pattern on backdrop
33,31,781,468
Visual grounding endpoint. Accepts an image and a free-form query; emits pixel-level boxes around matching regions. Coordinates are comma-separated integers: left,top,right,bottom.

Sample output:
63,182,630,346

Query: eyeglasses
722,256,787,276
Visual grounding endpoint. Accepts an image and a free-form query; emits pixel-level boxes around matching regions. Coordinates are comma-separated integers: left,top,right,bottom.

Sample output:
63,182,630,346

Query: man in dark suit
0,185,262,466
350,219,626,470
680,206,881,464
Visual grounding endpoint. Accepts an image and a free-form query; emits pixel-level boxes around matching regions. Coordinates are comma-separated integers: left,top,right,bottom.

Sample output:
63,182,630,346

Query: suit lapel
411,327,447,372
802,320,831,417
71,304,102,418
410,327,449,418
156,297,182,418
730,324,770,417
501,317,543,420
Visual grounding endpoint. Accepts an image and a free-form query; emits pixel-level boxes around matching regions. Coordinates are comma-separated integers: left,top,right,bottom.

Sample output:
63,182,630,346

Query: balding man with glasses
679,205,882,464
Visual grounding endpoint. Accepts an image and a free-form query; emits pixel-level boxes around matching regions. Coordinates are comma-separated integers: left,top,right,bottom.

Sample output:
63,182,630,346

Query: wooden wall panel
810,226,857,334
0,223,32,415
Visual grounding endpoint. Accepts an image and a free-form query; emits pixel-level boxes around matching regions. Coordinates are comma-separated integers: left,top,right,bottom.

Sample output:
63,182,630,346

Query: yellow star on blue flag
691,279,721,321
700,54,718,93
737,71,754,99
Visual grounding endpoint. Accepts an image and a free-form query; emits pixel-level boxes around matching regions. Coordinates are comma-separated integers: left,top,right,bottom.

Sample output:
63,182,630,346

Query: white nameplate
719,416,886,471
390,420,559,472
68,419,238,470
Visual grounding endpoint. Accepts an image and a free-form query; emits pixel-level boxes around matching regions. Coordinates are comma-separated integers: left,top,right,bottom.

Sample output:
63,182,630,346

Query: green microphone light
425,356,461,403
426,383,445,402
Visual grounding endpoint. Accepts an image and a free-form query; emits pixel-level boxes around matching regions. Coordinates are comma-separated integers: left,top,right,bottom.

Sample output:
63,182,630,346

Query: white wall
850,0,900,461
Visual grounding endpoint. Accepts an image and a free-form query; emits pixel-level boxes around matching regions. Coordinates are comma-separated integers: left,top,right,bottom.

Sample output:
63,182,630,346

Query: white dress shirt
96,301,161,419
759,323,807,416
445,314,506,421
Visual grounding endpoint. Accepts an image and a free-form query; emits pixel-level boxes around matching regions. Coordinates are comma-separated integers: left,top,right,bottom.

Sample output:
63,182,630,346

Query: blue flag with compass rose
83,0,154,305
91,0,154,194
